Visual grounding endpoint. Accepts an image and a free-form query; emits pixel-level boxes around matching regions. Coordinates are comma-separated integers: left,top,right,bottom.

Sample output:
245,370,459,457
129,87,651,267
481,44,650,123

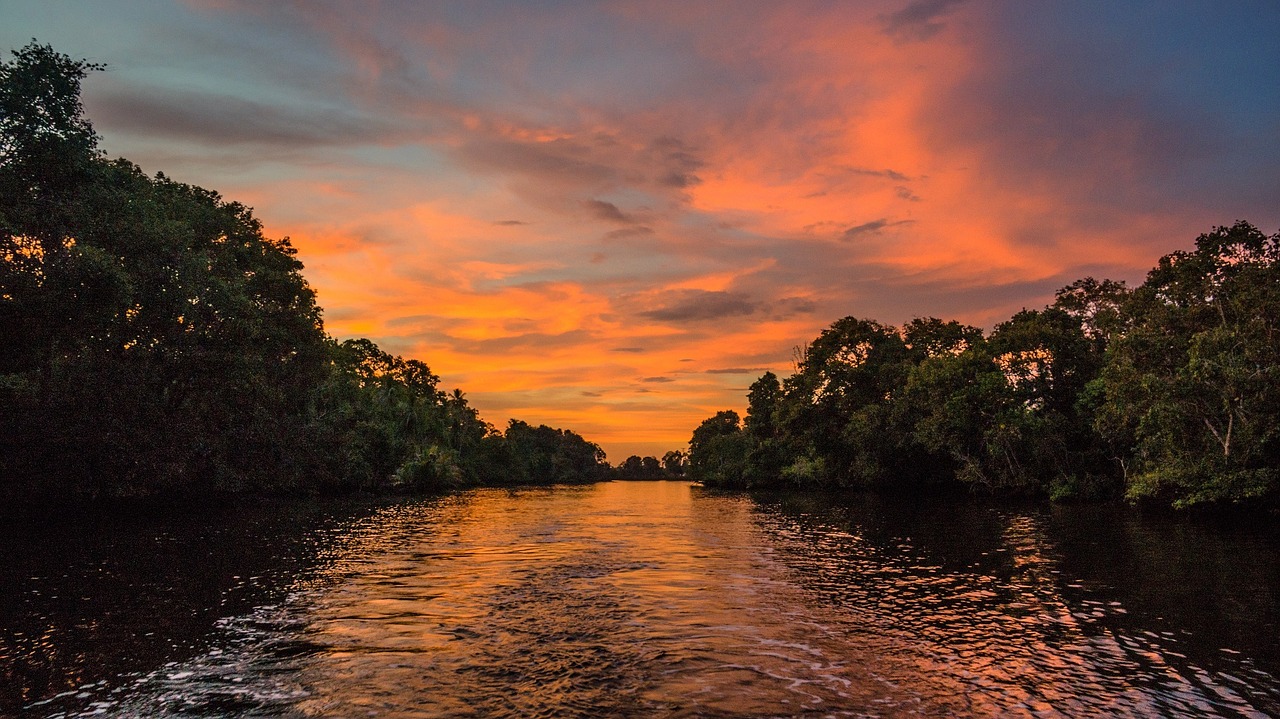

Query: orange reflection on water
23,483,1280,716
291,482,911,717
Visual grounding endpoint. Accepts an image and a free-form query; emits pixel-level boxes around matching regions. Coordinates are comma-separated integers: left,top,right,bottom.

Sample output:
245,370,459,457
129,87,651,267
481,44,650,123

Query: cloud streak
881,0,968,41
584,199,635,224
842,219,915,241
638,290,761,323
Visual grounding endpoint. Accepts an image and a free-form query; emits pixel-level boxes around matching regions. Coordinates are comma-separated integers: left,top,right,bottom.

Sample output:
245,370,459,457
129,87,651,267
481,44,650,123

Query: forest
0,43,612,502
687,224,1280,510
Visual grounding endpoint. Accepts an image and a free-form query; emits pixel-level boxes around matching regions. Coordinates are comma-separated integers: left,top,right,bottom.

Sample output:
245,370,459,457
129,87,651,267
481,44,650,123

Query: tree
1,42,107,390
745,372,781,440
0,41,102,237
1095,222,1280,507
1,62,333,496
912,307,1113,498
741,371,787,483
620,455,645,477
503,419,609,484
896,340,1005,487
641,455,662,476
1052,277,1130,351
687,410,749,487
903,317,983,360
777,317,912,487
661,450,686,476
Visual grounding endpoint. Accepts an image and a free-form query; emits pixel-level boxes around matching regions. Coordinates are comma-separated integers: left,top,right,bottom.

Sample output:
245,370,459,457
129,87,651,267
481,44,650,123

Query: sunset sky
4,1,1279,460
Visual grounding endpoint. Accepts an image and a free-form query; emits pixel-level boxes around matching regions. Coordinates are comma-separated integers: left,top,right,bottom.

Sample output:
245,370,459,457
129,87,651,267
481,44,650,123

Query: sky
4,1,1279,461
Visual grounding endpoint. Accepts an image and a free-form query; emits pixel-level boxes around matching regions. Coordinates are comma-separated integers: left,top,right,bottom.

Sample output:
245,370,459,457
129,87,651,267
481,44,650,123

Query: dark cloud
820,271,1083,330
456,138,617,188
639,290,760,323
492,219,528,226
648,136,704,189
772,296,818,318
610,347,645,353
581,390,603,397
604,226,654,241
90,85,391,148
705,368,765,375
842,219,914,240
451,132,706,208
641,376,676,383
802,220,846,234
846,167,913,182
881,0,968,41
929,5,1280,226
585,199,635,224
452,329,593,354
895,186,921,202
659,171,701,188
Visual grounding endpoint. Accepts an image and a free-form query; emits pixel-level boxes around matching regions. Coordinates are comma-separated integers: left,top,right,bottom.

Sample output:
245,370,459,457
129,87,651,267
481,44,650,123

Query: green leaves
1098,225,1280,506
688,222,1280,509
0,43,102,252
501,419,609,484
688,410,749,487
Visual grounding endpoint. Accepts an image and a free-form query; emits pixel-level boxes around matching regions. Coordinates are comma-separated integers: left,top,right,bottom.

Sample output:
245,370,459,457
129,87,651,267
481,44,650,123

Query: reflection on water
0,496,391,715
4,482,1279,717
753,492,1280,716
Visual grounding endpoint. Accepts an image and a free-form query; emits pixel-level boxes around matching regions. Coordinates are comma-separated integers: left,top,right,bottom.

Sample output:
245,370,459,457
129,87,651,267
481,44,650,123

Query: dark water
2,482,1278,718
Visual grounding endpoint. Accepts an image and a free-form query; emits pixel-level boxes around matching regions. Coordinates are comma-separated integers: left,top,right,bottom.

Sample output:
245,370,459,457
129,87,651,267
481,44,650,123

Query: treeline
688,222,1280,510
0,43,611,501
613,451,687,479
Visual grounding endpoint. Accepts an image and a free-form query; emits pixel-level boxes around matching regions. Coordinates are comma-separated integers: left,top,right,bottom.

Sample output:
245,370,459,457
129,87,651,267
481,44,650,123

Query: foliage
0,43,611,501
616,454,668,479
661,450,687,476
687,410,750,487
687,225,1280,509
501,419,610,484
1093,222,1280,507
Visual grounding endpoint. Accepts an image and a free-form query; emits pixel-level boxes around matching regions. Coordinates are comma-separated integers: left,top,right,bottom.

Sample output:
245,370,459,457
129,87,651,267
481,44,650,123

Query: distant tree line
0,43,611,502
613,451,687,479
688,222,1280,510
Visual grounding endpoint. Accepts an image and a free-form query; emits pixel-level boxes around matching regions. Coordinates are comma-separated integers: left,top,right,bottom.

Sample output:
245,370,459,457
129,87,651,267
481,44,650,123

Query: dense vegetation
0,43,611,502
688,227,1280,510
614,451,687,479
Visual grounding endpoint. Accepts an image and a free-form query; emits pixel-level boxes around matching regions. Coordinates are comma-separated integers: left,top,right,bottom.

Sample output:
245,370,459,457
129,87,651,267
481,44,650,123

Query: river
2,481,1278,717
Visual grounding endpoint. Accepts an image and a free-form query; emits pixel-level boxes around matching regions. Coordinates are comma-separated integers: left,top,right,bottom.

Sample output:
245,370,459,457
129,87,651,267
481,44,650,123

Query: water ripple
22,482,1280,718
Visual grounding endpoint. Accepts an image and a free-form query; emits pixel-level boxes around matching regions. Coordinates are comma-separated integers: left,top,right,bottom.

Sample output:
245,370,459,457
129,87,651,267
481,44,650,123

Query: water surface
4,482,1278,717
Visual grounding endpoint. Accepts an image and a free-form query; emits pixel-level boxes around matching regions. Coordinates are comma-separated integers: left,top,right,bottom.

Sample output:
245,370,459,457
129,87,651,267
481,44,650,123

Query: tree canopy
688,222,1280,510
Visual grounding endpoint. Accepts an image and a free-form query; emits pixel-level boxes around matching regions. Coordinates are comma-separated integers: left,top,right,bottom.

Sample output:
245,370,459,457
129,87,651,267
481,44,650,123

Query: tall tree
1096,222,1280,507
742,371,786,483
777,317,911,487
661,450,687,476
687,410,749,487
